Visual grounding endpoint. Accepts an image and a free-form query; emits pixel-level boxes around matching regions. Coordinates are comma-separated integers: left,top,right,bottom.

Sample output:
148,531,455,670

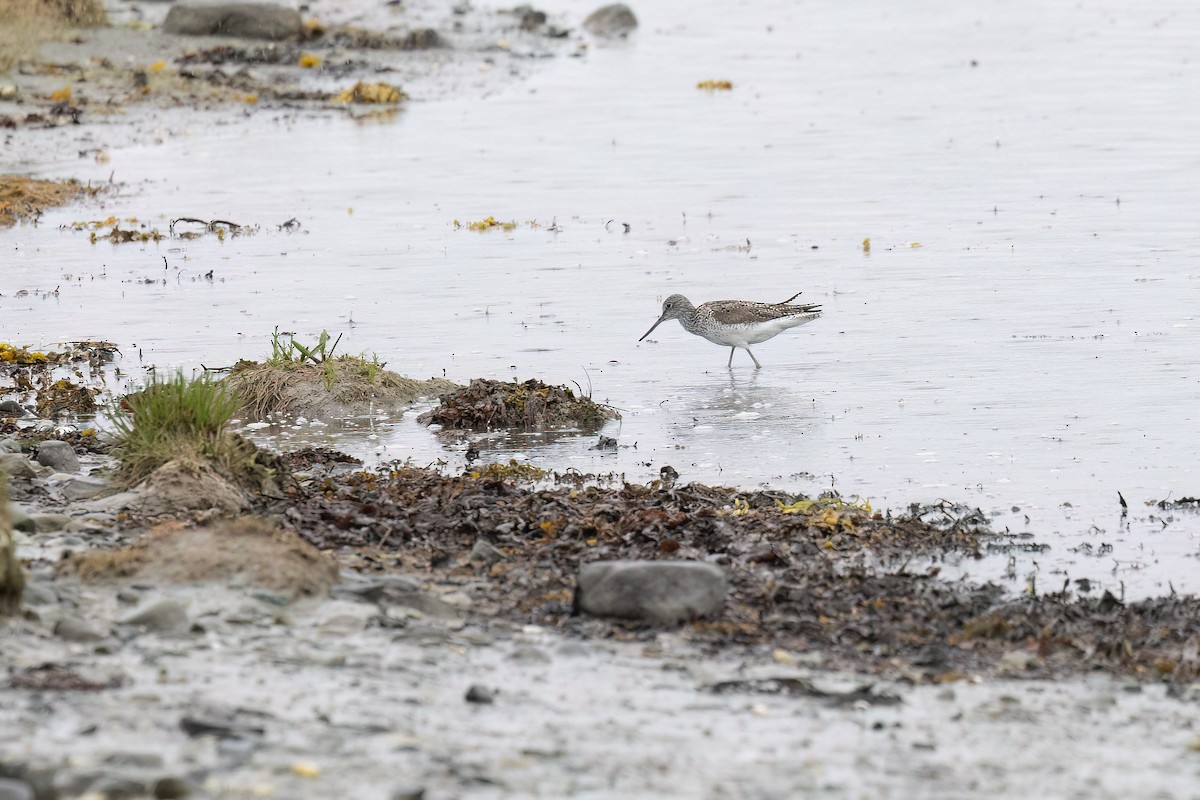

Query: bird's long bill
639,315,667,341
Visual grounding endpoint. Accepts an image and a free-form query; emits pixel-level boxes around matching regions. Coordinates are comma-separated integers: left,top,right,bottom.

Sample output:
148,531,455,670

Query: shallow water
5,0,1200,596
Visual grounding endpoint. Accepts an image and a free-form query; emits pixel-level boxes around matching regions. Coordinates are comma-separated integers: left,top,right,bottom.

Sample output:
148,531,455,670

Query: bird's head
639,294,691,341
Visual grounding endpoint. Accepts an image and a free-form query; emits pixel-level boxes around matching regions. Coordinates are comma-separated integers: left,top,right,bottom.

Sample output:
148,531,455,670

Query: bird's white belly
699,318,811,347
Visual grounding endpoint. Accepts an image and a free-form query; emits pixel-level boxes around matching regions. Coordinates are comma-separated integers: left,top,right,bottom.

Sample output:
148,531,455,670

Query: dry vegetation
0,176,100,227
0,0,106,73
221,357,457,420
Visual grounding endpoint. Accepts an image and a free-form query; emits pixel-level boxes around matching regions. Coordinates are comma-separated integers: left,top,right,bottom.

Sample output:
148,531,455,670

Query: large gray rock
33,440,80,473
0,401,28,418
576,560,726,624
0,453,37,480
163,3,303,40
117,598,191,634
57,474,110,501
583,3,638,37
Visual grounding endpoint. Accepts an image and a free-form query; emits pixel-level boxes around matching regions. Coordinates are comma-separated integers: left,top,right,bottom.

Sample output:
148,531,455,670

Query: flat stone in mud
163,3,303,41
583,4,638,37
117,597,191,634
54,474,111,502
576,560,726,624
54,615,110,643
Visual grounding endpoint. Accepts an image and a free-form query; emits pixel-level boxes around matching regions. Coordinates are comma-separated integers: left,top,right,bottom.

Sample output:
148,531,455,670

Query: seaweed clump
418,378,618,431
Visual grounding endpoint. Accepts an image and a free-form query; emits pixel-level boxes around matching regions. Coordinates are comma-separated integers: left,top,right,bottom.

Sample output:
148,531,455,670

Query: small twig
326,332,343,360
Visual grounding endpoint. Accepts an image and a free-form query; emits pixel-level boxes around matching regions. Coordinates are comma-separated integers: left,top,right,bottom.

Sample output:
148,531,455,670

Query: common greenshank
639,292,822,368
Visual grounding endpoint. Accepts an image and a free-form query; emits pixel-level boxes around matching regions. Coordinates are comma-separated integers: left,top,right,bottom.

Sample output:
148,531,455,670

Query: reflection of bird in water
639,292,822,368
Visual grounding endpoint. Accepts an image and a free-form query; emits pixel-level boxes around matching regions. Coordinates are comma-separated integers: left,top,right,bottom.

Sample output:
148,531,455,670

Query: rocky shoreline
5,430,1200,798
5,2,1200,798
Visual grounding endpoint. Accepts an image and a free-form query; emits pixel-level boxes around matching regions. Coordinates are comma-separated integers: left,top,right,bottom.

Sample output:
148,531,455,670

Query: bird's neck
677,303,701,333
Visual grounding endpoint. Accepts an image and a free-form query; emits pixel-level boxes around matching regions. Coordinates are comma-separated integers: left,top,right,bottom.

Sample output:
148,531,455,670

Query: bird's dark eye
665,302,673,309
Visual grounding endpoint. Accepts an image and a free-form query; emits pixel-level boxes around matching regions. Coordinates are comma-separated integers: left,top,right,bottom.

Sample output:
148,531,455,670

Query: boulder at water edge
576,560,726,624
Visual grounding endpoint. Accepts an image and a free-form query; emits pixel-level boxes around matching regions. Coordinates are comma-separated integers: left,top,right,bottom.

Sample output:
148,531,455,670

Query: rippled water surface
5,0,1200,595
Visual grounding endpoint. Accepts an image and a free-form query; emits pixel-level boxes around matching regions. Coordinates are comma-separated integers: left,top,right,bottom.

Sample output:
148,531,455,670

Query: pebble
56,474,111,501
103,753,164,769
7,503,35,533
0,778,35,800
464,684,496,704
21,582,58,606
180,713,264,740
312,600,380,633
576,560,727,624
508,645,551,664
0,453,38,480
333,573,423,602
55,615,111,643
582,3,638,36
469,538,505,565
33,440,80,473
998,649,1039,672
391,788,426,800
29,513,72,533
151,776,193,799
117,598,191,634
83,773,148,799
116,588,143,605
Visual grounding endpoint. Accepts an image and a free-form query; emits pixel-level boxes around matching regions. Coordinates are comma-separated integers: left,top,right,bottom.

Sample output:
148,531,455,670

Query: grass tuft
111,373,242,486
0,0,107,73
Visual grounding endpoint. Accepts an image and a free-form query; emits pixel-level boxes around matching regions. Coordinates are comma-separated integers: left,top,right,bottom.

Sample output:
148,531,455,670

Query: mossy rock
221,357,458,420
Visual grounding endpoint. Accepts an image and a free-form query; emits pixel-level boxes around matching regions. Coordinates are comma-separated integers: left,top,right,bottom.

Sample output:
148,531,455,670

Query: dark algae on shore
268,461,1200,682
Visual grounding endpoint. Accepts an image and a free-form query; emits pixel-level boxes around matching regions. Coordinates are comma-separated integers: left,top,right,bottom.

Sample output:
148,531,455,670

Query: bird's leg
745,347,762,369
727,347,735,368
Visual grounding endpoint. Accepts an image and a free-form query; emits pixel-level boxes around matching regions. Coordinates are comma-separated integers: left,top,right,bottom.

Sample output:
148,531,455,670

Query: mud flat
4,424,1200,798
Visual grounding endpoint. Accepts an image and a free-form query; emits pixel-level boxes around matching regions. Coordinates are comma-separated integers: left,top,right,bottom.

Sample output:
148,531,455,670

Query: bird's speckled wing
706,299,822,325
